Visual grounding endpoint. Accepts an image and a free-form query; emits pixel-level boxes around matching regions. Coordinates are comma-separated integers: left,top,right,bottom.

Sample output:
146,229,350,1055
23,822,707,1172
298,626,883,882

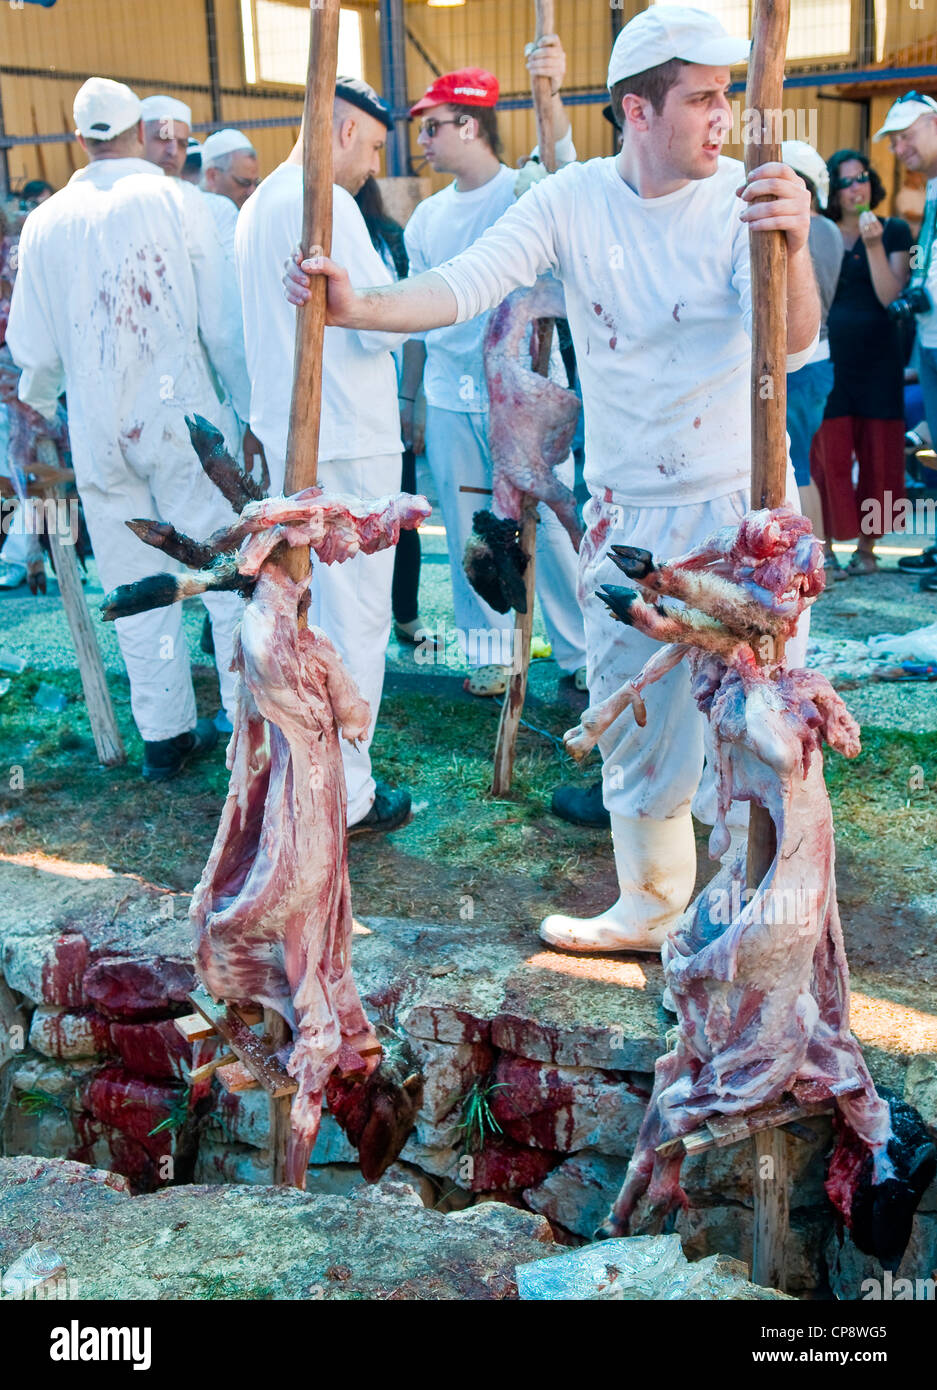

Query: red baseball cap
409,68,499,118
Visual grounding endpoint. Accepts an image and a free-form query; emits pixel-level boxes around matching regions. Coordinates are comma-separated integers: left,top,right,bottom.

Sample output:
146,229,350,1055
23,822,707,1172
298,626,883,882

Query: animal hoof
594,1218,624,1241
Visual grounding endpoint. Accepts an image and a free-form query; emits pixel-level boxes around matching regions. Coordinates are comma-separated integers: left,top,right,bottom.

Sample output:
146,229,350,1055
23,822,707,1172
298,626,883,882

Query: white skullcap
781,140,830,210
608,5,749,88
201,128,254,166
140,95,193,129
73,77,142,140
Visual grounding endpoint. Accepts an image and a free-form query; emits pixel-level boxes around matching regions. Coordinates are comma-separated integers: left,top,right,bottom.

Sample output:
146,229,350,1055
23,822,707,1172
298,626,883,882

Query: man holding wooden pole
286,4,819,955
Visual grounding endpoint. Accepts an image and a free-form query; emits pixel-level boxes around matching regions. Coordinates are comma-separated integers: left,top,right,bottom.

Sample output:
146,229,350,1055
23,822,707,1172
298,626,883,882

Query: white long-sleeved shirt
434,155,816,506
404,128,576,415
235,164,403,483
7,157,249,488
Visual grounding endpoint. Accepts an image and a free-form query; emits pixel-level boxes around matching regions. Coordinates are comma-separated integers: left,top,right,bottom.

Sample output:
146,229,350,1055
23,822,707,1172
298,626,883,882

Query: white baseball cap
608,5,750,88
201,128,254,166
873,93,937,142
140,95,193,129
73,77,142,140
782,139,830,209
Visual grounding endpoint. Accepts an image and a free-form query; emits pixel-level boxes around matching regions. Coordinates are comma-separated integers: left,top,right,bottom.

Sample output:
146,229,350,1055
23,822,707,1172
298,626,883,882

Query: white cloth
577,474,809,824
6,156,249,738
202,190,239,268
424,404,585,671
303,453,398,826
434,155,817,507
920,178,937,351
79,468,242,743
235,164,404,473
8,158,249,468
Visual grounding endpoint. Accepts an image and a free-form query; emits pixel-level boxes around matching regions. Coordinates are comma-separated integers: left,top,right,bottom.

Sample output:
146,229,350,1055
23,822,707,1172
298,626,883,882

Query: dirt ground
1,544,935,1074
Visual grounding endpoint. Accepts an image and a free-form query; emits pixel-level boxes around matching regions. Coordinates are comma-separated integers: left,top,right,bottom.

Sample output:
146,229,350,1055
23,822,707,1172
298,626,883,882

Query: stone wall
1,863,935,1299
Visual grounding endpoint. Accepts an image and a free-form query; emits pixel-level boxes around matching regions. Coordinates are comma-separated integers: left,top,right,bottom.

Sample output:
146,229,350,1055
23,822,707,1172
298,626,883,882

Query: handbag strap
910,179,937,291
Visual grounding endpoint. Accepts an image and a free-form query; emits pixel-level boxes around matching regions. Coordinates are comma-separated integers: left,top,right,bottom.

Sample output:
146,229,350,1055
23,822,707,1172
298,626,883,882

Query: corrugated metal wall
0,0,931,197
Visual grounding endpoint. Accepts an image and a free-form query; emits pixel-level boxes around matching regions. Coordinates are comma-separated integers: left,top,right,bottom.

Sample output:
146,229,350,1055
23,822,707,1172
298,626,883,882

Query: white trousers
80,451,242,744
266,450,399,827
578,477,809,823
0,404,42,566
424,404,586,671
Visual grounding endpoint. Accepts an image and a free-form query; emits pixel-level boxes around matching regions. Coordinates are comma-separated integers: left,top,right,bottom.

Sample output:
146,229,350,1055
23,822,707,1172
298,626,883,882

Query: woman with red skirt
811,150,912,575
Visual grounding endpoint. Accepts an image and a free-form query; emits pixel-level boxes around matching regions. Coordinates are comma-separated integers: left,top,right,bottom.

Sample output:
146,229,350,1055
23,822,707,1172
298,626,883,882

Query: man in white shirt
877,93,937,592
141,95,192,178
236,77,410,834
286,6,820,951
401,42,586,698
202,129,260,209
8,78,252,780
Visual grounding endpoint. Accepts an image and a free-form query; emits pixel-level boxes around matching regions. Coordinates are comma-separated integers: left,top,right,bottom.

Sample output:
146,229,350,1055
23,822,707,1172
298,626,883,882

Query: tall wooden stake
745,0,792,1291
268,0,341,1186
491,0,556,796
34,439,125,767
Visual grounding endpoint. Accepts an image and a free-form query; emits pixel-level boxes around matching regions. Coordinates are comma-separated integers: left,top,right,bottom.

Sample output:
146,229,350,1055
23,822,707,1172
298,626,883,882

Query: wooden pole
34,439,125,767
745,0,792,1292
269,0,341,1185
491,0,555,796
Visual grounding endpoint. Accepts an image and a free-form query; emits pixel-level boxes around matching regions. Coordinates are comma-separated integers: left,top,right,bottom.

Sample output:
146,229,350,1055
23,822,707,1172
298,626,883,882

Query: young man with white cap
877,93,937,591
286,5,819,949
401,36,586,701
7,77,252,779
141,94,193,178
236,77,411,833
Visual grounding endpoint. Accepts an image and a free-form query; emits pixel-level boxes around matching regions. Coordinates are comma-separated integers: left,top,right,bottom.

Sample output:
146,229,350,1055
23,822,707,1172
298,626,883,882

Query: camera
887,285,932,324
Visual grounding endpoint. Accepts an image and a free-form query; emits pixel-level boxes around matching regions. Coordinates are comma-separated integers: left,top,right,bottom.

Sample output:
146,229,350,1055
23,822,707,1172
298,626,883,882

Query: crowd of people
0,6,935,952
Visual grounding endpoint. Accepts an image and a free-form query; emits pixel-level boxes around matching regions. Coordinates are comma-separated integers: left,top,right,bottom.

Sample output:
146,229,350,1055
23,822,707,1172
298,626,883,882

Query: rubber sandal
394,619,440,651
463,664,512,697
574,665,588,692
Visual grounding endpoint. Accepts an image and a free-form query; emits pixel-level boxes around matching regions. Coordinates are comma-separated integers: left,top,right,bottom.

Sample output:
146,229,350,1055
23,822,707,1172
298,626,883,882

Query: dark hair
610,58,691,126
355,175,409,280
450,103,503,159
824,149,886,222
21,179,53,202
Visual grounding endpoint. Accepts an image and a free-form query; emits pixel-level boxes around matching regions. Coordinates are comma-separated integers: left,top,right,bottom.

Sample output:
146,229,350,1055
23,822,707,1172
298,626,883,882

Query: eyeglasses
835,172,870,190
230,174,259,189
418,118,466,138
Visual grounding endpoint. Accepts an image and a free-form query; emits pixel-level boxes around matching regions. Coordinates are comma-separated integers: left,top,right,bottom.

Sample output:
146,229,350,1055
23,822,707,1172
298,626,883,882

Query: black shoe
551,781,610,828
920,571,937,594
200,613,215,655
142,718,219,782
349,781,411,836
898,547,937,574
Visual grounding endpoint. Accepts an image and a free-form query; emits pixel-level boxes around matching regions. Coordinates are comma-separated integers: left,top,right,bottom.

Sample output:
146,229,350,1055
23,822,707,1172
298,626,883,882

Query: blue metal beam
378,0,410,177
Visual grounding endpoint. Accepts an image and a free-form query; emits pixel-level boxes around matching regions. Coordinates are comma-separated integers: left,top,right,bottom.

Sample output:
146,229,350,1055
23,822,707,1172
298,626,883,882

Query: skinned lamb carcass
463,277,582,613
565,506,935,1268
100,418,431,1185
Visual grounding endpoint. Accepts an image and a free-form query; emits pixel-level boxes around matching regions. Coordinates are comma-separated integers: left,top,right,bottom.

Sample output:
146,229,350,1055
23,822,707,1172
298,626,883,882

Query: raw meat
566,506,934,1265
483,276,582,550
100,425,430,1184
190,562,380,1187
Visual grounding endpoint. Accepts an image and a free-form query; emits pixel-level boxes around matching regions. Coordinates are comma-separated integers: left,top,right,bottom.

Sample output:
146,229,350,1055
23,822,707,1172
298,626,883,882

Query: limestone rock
409,1036,495,1123
2,932,88,1006
81,956,195,1021
905,1055,937,1135
0,977,26,1069
109,1018,192,1081
490,1055,645,1156
28,1006,111,1060
524,1150,629,1238
516,1233,792,1299
0,1160,557,1299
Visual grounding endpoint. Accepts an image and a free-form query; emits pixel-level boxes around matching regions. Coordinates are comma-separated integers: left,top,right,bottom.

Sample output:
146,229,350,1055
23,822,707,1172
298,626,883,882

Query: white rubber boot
540,812,697,953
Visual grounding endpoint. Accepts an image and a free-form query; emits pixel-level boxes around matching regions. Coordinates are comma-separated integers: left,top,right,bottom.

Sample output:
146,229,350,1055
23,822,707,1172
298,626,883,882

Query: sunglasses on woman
835,171,870,190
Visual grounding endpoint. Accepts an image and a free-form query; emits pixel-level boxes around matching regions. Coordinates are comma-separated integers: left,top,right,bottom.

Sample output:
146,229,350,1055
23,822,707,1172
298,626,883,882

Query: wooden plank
753,1127,790,1292
188,1051,236,1084
174,1011,217,1043
655,1093,836,1158
188,987,297,1099
216,1060,260,1094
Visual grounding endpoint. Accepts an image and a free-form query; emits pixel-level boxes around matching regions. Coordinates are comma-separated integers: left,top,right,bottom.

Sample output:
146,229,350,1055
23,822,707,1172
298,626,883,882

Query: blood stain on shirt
672,301,686,322
693,417,702,429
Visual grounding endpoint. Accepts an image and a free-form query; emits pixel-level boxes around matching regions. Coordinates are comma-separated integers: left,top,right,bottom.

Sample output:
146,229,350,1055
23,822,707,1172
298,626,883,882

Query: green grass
453,1078,507,1154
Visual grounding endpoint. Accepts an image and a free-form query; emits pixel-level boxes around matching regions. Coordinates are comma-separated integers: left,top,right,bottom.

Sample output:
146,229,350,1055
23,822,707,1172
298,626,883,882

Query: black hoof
609,545,655,580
